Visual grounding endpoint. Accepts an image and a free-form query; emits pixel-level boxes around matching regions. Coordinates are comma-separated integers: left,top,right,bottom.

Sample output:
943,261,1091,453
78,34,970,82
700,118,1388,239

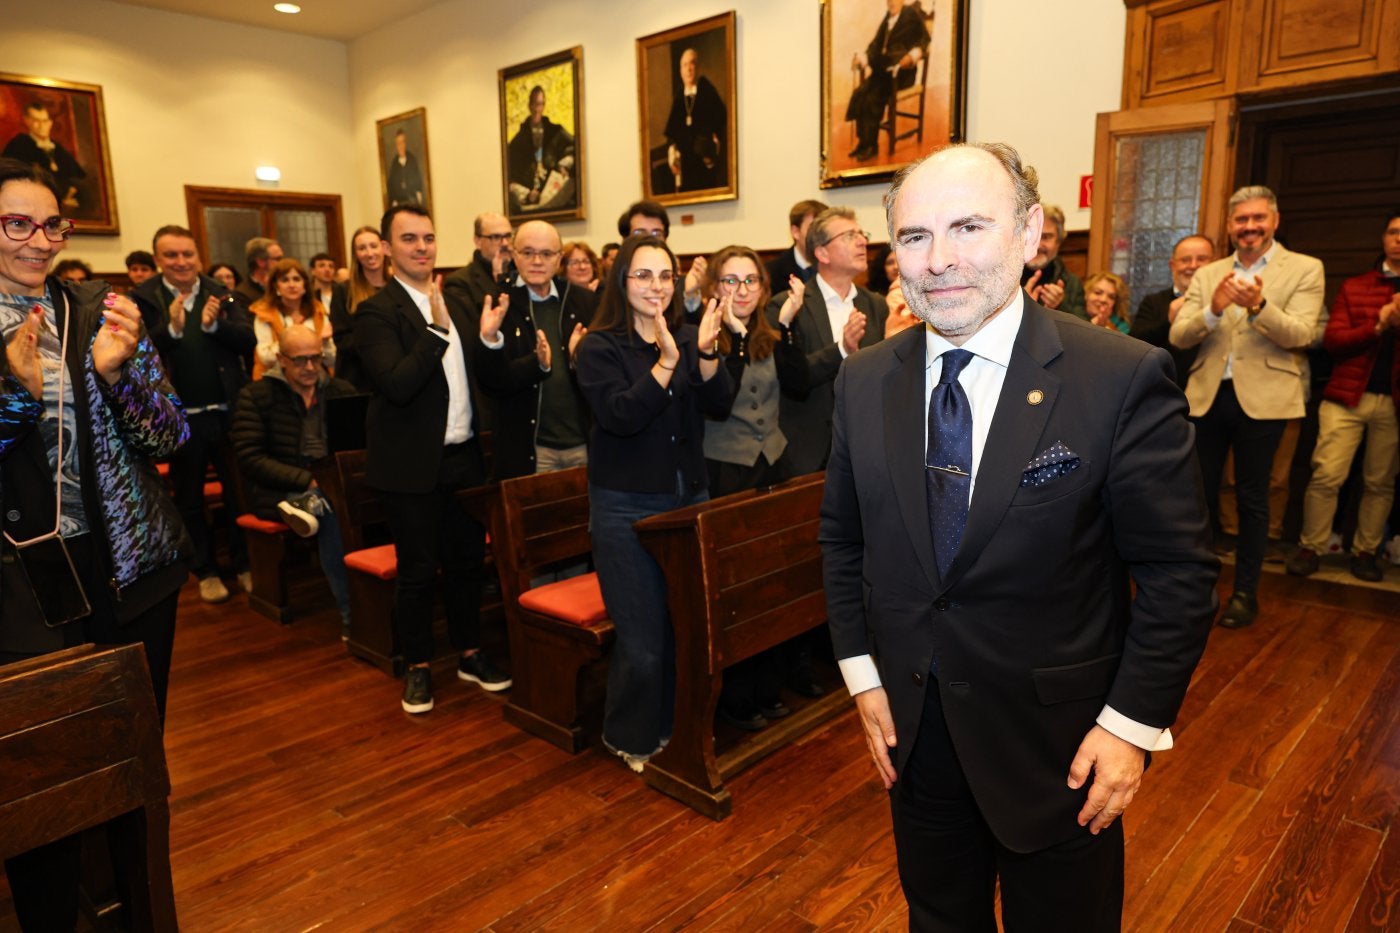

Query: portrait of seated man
662,47,727,193
2,101,88,214
845,0,931,163
506,85,576,215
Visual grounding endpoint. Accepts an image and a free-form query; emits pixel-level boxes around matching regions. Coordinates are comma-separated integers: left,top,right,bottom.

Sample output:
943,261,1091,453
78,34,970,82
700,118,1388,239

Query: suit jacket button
912,671,923,686
935,598,949,611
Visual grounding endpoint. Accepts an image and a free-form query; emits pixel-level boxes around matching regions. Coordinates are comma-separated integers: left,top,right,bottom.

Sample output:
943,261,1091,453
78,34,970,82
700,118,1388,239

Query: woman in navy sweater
574,233,729,771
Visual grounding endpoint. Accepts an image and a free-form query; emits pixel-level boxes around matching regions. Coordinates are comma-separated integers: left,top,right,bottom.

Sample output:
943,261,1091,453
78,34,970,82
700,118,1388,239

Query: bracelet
697,348,719,361
657,361,676,371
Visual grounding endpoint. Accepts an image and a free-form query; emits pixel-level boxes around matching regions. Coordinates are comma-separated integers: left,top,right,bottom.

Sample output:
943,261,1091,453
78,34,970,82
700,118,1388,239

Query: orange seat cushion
203,481,223,502
517,572,608,627
344,544,398,580
156,462,170,477
236,513,289,535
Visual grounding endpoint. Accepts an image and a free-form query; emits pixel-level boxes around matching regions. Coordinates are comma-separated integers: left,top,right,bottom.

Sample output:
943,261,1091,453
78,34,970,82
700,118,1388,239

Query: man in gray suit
1170,185,1325,629
765,206,888,474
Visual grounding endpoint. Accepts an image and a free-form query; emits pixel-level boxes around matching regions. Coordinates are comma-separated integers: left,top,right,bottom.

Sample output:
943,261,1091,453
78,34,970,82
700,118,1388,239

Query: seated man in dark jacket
231,325,359,636
473,219,596,479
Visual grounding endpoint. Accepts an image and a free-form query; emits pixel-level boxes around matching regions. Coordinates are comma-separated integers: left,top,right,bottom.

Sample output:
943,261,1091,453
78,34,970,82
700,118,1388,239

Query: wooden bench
0,644,177,931
633,472,844,820
318,448,503,677
480,466,612,753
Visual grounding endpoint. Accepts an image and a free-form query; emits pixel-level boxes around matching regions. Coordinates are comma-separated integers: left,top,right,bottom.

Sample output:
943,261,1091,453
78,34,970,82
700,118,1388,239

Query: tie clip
926,463,970,477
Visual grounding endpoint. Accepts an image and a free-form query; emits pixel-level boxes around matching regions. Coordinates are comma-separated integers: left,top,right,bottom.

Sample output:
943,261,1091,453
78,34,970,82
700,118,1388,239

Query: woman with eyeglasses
699,245,812,731
329,225,392,391
249,257,336,379
574,233,730,773
561,240,601,291
0,158,190,931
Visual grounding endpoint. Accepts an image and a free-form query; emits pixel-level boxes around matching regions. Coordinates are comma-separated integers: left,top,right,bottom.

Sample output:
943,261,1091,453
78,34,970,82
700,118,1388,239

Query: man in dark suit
443,212,512,320
132,224,256,604
766,199,828,288
845,0,930,162
354,204,511,713
764,206,887,475
1129,234,1214,389
663,47,728,192
821,142,1217,929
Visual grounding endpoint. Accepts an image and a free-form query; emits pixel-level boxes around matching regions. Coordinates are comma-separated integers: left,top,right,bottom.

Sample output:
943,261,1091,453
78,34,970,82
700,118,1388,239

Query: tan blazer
1168,244,1326,420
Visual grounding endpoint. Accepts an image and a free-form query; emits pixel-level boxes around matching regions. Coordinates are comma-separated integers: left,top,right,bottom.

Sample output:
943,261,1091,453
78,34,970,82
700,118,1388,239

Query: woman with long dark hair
329,225,391,390
249,257,334,379
574,233,730,771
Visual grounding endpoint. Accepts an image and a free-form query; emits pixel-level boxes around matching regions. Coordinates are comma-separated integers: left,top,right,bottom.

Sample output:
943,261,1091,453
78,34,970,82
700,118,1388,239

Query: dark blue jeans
589,479,707,758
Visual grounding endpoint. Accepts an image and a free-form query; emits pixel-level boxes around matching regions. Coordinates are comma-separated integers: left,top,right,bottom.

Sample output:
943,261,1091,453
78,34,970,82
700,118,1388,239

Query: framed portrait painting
0,73,119,235
376,107,433,214
636,12,738,207
498,46,585,224
819,0,968,189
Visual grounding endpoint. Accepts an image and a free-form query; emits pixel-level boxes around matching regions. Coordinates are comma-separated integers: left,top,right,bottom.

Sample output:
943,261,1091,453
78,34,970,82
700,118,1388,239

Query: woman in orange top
249,257,335,378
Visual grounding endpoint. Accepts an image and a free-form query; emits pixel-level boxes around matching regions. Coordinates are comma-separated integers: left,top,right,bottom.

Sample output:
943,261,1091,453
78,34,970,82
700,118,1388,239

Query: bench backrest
491,466,591,601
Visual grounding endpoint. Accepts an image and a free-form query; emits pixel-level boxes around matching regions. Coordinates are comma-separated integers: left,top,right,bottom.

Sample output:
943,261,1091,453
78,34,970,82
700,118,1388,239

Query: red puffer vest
1321,269,1400,408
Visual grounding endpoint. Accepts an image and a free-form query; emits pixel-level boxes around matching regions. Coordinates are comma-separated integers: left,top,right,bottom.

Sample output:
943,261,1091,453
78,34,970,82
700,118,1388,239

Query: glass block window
274,210,330,266
203,207,262,273
1109,130,1207,307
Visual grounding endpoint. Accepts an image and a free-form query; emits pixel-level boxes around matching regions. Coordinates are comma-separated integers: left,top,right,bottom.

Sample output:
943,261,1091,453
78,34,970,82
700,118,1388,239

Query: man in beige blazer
1170,185,1325,629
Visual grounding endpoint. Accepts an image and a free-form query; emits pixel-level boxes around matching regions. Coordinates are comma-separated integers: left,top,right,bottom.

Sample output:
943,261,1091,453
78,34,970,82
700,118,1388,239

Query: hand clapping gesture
777,274,805,327
5,304,45,400
720,291,745,337
841,310,868,356
533,329,551,371
684,255,708,300
428,275,453,331
478,291,510,342
1211,273,1263,316
91,293,143,385
1024,268,1065,309
653,302,680,376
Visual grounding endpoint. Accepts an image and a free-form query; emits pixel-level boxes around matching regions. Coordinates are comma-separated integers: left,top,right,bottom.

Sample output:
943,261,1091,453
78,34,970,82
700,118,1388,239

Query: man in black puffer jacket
231,325,359,634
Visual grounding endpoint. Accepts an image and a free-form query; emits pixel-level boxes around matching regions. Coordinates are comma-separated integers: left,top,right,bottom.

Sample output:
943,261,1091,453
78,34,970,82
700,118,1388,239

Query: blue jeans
315,506,351,621
589,479,707,757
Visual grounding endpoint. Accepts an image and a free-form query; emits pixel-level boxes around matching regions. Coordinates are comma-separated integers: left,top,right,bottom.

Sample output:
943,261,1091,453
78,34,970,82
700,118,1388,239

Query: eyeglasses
518,248,560,262
565,258,593,268
278,353,321,368
821,228,870,247
717,275,761,290
630,228,665,238
1,214,76,243
480,232,511,242
628,269,675,286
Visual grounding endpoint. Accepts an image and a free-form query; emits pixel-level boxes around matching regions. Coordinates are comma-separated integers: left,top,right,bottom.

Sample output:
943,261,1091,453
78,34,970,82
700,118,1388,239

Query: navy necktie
926,349,974,579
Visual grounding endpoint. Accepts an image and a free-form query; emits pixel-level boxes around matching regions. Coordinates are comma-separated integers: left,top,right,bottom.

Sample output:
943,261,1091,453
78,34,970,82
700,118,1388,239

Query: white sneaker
278,495,320,537
237,571,253,593
198,576,230,603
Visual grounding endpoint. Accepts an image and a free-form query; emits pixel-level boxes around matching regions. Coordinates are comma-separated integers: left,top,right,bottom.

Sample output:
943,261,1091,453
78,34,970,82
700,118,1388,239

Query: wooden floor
3,564,1399,931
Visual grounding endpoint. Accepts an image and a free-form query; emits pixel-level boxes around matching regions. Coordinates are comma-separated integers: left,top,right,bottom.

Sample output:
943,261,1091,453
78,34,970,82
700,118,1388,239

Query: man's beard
901,252,1022,337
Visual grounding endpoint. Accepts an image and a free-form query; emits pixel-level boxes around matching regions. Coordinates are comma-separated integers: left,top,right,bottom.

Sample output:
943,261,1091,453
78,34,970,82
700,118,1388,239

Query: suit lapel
941,303,1063,592
882,326,940,590
802,286,834,348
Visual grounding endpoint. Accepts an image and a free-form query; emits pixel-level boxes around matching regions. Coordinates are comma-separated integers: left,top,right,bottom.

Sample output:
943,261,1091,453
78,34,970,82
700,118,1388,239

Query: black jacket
131,274,255,406
473,277,596,480
442,251,505,324
230,371,359,519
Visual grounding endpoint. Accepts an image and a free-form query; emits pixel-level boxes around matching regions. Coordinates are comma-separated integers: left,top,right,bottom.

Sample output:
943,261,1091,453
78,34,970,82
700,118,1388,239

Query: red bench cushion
344,544,397,580
517,572,608,626
236,514,289,535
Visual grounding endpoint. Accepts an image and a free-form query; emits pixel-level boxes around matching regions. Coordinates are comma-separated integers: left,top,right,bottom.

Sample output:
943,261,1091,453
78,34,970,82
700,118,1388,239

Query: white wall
6,0,361,273
349,0,1125,265
6,0,1123,273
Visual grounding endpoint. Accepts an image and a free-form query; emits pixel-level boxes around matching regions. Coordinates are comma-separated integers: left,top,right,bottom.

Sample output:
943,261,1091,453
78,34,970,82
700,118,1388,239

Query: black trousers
383,440,487,666
1192,380,1287,596
170,409,246,579
891,684,1124,932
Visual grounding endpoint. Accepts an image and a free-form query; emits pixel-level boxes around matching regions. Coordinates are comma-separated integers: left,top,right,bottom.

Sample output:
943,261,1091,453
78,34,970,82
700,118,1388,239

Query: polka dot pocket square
1021,441,1081,488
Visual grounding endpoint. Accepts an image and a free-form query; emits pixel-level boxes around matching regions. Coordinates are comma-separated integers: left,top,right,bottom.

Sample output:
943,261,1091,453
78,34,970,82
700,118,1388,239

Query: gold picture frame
636,11,738,207
498,46,586,224
376,107,433,214
0,72,119,235
819,0,968,189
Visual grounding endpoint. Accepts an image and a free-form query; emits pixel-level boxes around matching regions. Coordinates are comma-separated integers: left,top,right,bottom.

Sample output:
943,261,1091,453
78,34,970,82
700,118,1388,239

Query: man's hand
491,244,513,280
854,687,898,789
4,304,44,400
428,274,452,331
1022,269,1064,309
479,292,509,342
199,294,222,330
1377,293,1400,331
841,310,867,355
684,255,708,300
1067,725,1146,835
166,290,189,336
568,322,587,363
1167,294,1186,323
91,293,143,385
1211,273,1263,315
534,329,551,370
777,275,806,327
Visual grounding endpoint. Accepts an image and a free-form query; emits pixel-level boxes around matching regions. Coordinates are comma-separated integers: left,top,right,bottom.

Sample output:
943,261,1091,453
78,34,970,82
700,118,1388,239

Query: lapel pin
1027,389,1044,405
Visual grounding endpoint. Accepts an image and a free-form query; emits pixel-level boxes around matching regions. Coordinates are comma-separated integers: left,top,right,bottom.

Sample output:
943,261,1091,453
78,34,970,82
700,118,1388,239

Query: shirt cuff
838,654,883,696
167,323,183,339
202,319,219,334
1203,308,1222,330
683,293,702,313
1097,705,1172,751
479,332,504,350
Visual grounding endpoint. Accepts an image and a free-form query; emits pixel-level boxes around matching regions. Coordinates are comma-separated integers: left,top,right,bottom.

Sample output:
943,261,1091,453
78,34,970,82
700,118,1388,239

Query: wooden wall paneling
1243,0,1393,91
1132,0,1237,107
1088,99,1236,278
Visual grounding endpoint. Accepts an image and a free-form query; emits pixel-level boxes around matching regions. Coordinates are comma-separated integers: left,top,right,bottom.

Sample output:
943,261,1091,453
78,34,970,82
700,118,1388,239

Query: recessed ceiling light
273,3,301,13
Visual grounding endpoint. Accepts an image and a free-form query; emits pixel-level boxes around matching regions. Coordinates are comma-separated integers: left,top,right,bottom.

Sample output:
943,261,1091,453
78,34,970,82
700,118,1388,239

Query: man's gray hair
1228,185,1278,213
807,206,858,264
884,142,1041,238
245,236,277,273
1041,204,1066,241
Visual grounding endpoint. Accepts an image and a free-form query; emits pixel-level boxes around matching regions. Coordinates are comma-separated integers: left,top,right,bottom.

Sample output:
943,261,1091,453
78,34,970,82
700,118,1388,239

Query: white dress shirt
396,275,473,445
836,290,1172,752
815,272,858,359
1203,241,1277,381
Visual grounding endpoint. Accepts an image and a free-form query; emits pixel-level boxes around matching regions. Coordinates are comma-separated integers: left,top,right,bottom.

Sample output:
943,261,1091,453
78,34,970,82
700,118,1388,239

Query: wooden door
183,186,345,273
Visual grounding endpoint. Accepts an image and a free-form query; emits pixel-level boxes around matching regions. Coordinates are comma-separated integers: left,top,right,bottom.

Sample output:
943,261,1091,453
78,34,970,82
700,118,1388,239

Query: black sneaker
277,492,324,538
1351,552,1383,583
457,652,512,691
402,666,433,713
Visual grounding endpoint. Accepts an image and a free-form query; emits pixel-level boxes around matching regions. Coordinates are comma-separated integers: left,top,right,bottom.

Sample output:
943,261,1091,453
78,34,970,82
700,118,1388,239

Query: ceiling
106,0,443,42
